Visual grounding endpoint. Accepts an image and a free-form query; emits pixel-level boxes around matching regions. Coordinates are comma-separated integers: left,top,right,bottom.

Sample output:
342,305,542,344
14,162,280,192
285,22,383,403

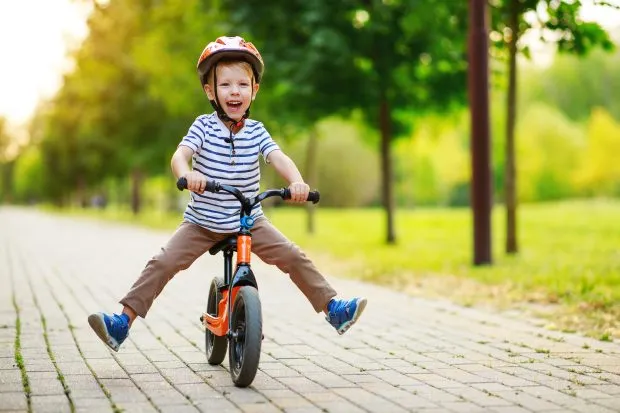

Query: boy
88,36,367,352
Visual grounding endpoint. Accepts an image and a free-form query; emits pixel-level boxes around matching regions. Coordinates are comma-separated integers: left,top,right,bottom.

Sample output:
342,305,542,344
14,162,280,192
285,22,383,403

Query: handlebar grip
177,177,187,191
176,177,219,192
307,191,320,204
283,189,320,204
205,180,218,192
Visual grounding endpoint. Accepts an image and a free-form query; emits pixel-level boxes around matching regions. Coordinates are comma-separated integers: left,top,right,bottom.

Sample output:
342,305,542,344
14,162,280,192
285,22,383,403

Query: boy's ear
204,84,215,100
252,83,260,101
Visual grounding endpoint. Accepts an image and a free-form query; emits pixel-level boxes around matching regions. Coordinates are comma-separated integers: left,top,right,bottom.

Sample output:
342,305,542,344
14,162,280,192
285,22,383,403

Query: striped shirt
178,112,280,233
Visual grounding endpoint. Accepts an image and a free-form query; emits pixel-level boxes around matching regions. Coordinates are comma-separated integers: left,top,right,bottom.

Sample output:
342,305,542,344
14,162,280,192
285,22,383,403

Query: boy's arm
266,149,310,203
171,146,207,193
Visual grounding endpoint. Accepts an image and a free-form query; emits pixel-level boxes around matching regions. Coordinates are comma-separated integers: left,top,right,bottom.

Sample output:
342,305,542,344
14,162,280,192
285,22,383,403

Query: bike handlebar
176,177,320,205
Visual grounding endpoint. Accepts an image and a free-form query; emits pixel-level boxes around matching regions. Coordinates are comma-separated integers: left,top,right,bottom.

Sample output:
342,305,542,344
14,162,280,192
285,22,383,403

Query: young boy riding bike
88,36,367,352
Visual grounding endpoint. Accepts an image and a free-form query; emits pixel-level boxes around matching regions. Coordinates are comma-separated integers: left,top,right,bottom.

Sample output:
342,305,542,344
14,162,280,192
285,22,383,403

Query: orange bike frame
202,286,240,336
236,235,251,265
202,232,254,336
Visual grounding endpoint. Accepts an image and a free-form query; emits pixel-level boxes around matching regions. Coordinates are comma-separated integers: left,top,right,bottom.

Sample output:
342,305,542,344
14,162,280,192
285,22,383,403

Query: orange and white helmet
197,36,264,87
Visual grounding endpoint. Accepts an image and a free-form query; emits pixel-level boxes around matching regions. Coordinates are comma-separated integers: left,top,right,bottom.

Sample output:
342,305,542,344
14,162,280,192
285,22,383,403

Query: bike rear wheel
205,276,228,365
229,286,262,387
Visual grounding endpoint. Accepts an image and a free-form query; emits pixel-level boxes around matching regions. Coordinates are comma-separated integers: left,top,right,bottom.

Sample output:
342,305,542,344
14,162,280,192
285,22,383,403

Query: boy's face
204,62,260,122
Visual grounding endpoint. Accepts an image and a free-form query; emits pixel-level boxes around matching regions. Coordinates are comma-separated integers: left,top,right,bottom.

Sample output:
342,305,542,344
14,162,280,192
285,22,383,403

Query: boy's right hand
183,171,208,193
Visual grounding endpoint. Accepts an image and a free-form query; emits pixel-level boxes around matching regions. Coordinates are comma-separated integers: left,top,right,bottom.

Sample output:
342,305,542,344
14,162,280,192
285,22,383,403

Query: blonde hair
206,59,255,86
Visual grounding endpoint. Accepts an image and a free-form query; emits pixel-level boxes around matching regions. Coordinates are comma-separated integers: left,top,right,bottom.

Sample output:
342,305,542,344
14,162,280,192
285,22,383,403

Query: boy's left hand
288,182,310,203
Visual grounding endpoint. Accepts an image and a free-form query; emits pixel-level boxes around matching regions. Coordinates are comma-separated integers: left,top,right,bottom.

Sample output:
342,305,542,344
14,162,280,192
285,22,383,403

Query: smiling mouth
227,101,242,110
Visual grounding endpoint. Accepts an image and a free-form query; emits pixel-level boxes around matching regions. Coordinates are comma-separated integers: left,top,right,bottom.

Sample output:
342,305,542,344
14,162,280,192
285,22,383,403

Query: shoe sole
337,297,367,335
88,313,121,352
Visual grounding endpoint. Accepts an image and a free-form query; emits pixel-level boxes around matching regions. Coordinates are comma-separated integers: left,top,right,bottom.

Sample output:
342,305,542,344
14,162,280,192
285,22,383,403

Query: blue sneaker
326,297,367,335
88,312,129,352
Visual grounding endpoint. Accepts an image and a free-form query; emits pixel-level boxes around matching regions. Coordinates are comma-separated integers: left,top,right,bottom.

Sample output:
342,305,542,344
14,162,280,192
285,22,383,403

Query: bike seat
209,235,237,255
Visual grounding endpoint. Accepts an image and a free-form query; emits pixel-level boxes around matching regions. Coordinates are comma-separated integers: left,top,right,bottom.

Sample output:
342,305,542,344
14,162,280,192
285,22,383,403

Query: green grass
269,199,620,339
12,299,31,412
50,198,619,339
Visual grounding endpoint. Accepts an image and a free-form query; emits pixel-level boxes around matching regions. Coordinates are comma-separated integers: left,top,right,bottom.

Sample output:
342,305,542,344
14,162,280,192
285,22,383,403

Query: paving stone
0,381,25,392
30,394,71,412
194,397,242,411
0,391,28,410
72,397,115,409
0,358,18,370
495,389,563,410
28,371,65,396
115,402,160,412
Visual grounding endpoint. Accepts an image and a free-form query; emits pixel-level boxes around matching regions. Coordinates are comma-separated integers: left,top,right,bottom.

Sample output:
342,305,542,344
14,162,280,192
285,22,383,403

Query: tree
35,0,173,209
24,0,229,209
225,0,469,244
491,0,614,254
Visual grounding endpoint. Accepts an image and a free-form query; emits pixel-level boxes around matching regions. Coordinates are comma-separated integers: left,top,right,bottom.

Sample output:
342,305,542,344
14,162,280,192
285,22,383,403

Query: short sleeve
257,123,280,161
178,117,206,154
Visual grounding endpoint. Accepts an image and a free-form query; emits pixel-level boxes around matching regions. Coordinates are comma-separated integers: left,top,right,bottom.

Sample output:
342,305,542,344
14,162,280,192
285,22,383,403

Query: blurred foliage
223,0,469,130
132,0,224,117
13,147,46,202
0,0,618,212
574,108,620,196
290,118,380,207
515,103,584,201
392,99,620,207
0,116,13,202
222,0,470,242
0,117,9,163
490,0,614,57
394,112,470,207
521,47,620,121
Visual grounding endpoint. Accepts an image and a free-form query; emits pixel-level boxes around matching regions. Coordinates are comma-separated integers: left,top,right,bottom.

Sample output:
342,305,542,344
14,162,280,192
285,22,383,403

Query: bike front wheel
205,276,228,365
229,286,262,387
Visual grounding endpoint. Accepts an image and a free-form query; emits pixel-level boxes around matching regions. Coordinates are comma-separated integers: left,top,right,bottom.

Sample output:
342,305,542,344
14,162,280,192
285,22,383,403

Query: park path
1,206,619,413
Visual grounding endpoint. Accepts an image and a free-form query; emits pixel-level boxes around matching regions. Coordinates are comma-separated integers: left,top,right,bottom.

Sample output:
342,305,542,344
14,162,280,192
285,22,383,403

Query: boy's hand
184,171,208,193
288,182,310,203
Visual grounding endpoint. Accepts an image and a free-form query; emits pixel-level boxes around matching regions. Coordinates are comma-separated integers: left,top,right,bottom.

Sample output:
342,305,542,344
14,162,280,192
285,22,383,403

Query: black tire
229,286,262,387
205,276,228,365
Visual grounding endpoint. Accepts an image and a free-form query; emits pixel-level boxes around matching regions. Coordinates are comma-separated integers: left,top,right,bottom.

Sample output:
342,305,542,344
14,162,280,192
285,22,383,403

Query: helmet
197,36,264,87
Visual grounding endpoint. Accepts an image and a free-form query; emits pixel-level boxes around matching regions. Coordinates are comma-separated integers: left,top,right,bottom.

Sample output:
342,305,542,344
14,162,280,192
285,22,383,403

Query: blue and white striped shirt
179,112,280,233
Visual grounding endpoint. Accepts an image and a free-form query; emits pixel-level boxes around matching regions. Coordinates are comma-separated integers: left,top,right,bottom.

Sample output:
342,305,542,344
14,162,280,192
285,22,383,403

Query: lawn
59,198,620,340
267,199,620,340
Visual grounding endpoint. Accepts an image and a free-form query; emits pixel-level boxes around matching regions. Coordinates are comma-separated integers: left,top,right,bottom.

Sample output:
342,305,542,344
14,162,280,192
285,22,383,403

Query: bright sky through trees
0,0,91,124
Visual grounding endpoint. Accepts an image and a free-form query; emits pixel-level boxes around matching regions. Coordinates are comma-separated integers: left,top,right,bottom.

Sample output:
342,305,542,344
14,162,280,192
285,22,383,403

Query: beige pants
120,218,337,317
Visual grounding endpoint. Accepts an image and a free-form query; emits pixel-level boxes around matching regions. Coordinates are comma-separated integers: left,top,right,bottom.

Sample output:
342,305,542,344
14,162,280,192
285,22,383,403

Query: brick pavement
1,206,619,413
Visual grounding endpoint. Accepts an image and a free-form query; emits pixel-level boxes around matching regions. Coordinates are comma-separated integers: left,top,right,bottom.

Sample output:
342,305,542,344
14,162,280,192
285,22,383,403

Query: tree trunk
505,0,519,254
131,168,143,215
76,176,87,208
304,126,319,234
468,0,493,265
379,96,396,244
